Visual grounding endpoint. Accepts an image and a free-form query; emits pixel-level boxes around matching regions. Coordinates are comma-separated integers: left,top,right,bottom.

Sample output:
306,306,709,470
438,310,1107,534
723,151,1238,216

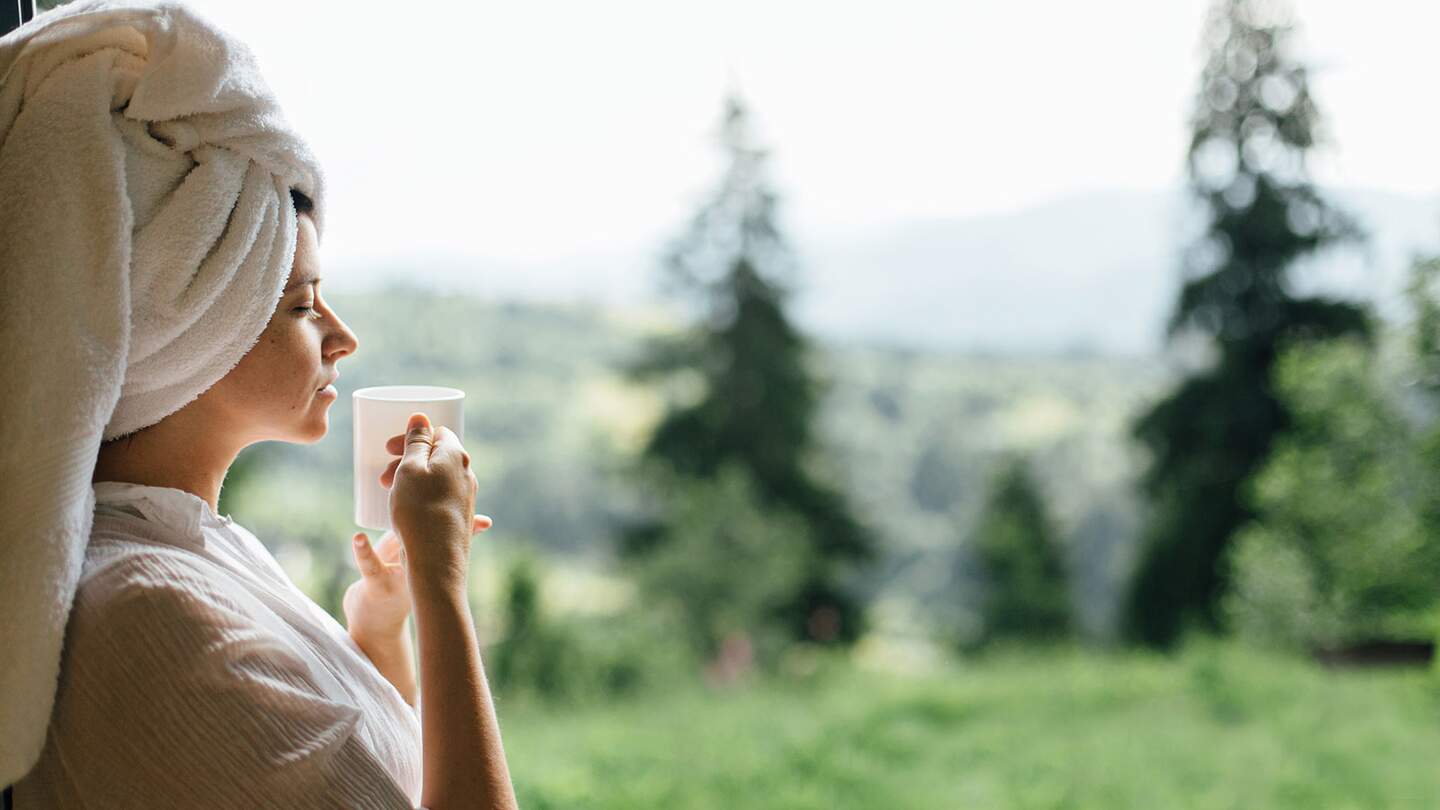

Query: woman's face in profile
204,212,358,446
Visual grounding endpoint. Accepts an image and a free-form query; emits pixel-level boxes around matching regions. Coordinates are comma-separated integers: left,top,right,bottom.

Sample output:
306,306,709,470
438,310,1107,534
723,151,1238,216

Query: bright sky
180,0,1440,272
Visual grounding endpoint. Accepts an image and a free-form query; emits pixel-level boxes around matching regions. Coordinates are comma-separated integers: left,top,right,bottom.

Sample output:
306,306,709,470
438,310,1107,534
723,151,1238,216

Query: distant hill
798,187,1440,354
336,188,1440,355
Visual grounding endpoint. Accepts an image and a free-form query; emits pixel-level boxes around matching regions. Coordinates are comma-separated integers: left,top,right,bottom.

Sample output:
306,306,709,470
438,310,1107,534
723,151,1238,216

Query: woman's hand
344,528,411,641
383,413,490,601
344,515,493,641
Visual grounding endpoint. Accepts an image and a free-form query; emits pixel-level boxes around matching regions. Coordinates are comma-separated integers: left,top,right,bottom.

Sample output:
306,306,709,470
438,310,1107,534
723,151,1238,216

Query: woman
0,2,517,807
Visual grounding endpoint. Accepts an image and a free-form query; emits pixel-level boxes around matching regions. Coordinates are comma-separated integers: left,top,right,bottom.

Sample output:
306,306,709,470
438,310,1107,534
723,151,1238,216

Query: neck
93,408,246,513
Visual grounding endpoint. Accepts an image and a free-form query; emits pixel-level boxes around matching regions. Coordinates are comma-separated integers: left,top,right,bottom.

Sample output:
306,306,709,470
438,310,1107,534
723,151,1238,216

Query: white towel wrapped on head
0,0,325,786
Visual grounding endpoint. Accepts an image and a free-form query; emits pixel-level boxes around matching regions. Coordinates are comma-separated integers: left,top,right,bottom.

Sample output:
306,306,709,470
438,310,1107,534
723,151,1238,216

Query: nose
326,310,359,360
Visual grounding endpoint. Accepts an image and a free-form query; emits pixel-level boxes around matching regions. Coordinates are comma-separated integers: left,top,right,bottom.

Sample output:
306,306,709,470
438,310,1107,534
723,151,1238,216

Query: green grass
496,642,1440,809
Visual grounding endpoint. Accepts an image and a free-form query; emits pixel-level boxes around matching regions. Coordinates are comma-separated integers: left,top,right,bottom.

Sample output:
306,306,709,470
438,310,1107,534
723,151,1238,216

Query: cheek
269,327,318,381
232,325,313,397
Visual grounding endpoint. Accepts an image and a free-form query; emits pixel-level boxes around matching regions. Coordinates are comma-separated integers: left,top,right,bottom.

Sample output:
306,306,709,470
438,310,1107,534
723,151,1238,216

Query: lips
318,372,339,391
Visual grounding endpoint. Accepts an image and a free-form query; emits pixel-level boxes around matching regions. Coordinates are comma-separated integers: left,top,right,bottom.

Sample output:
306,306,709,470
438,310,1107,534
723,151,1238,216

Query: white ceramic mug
353,385,465,530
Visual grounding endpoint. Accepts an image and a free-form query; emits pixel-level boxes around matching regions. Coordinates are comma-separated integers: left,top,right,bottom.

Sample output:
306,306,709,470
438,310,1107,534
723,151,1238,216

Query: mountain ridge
335,187,1440,355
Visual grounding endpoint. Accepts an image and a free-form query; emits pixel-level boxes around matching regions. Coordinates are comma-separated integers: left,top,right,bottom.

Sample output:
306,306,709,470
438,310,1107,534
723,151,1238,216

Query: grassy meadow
499,643,1440,809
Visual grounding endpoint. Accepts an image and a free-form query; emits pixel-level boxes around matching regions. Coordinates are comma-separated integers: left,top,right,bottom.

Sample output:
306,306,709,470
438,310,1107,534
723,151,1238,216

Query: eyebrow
283,276,323,294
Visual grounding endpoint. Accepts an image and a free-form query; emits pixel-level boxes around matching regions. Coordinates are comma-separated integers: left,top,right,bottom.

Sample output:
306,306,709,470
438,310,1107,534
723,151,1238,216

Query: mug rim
352,385,465,402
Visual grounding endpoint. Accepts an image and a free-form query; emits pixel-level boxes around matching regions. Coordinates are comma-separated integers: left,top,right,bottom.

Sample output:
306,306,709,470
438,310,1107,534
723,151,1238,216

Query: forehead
286,215,322,288
294,212,318,253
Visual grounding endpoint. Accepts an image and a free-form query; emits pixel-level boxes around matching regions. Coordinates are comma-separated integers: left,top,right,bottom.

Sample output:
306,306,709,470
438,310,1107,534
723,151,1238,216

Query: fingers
386,430,467,460
379,443,468,490
386,423,468,467
352,533,383,577
431,425,464,463
380,456,401,489
399,412,434,471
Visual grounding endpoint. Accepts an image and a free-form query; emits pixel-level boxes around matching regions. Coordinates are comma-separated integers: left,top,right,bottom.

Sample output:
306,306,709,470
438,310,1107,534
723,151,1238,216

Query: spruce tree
971,456,1070,647
491,555,541,693
623,92,876,646
1124,0,1372,647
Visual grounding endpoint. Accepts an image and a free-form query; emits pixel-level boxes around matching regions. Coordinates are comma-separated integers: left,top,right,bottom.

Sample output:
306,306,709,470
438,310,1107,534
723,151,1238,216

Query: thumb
401,412,434,469
352,532,382,577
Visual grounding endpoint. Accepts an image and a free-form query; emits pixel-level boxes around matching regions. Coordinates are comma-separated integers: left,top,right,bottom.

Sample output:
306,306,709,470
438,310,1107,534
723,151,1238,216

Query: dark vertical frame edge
2,0,37,39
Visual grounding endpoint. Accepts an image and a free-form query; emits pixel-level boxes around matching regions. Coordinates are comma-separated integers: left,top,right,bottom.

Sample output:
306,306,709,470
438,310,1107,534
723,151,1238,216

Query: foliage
966,456,1072,648
491,553,546,694
1125,0,1373,647
625,465,811,669
1226,258,1440,649
1405,255,1440,397
489,552,696,705
622,92,877,646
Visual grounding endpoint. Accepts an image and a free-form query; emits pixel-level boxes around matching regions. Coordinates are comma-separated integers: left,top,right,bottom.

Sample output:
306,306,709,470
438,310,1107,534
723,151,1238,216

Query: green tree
969,456,1071,648
1405,255,1440,396
489,552,583,702
490,549,699,703
629,465,810,668
623,92,876,646
1225,335,1440,648
1124,0,1372,647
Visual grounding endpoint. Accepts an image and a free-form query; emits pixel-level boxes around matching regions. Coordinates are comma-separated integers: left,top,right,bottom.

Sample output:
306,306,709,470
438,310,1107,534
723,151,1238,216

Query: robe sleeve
45,556,423,810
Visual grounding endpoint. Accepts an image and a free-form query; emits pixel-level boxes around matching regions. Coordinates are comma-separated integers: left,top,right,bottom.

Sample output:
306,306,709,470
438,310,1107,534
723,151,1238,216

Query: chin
290,397,332,444
300,413,330,443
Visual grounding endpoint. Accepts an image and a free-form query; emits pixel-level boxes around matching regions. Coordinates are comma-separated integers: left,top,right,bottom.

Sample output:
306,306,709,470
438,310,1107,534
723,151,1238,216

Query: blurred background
44,0,1440,805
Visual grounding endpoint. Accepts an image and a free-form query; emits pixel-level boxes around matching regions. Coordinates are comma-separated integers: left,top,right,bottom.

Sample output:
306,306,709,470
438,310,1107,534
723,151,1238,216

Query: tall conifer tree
624,92,876,645
1124,0,1372,647
971,457,1071,647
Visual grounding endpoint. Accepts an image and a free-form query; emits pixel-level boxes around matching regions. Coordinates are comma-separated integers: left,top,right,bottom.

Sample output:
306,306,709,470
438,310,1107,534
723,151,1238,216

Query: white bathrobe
12,482,425,809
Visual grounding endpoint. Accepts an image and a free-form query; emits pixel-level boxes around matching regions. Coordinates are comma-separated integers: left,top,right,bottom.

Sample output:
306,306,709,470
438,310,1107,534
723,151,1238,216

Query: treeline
491,0,1440,703
217,0,1440,705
